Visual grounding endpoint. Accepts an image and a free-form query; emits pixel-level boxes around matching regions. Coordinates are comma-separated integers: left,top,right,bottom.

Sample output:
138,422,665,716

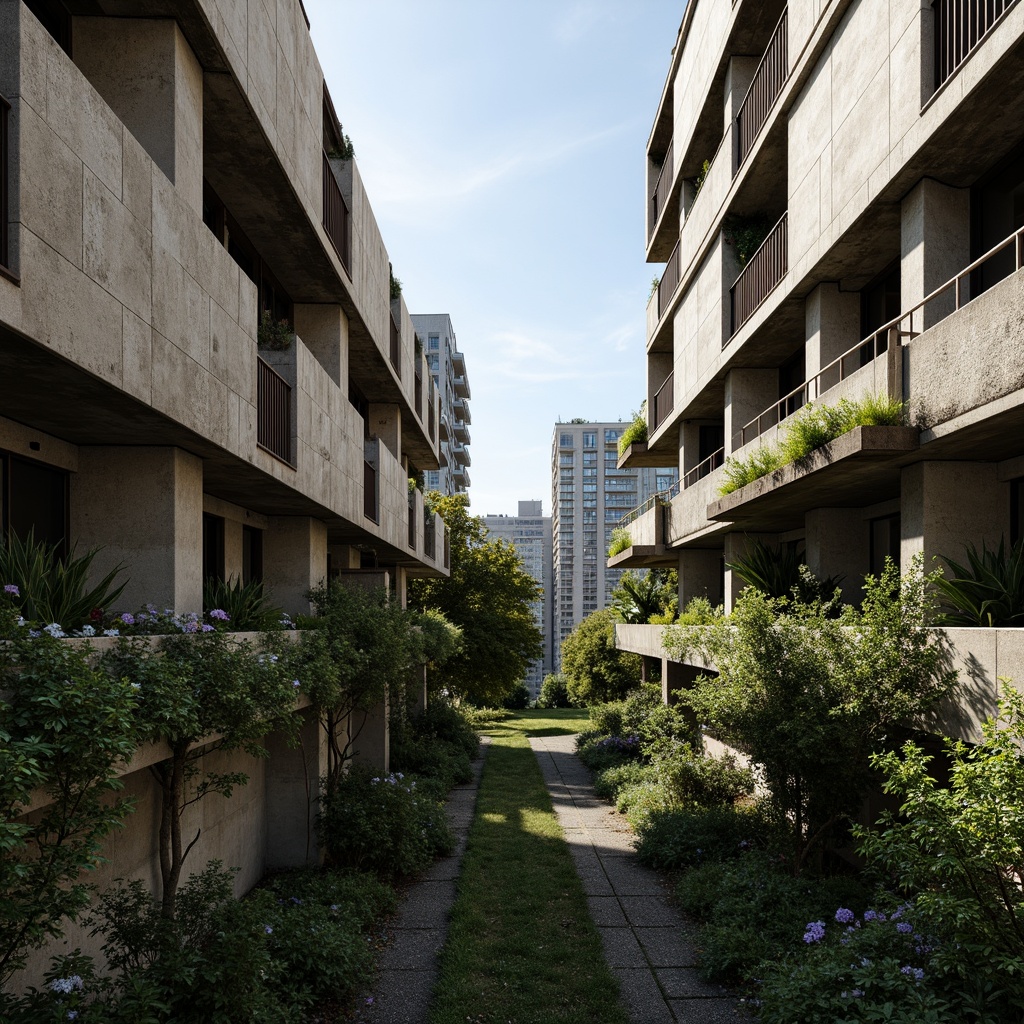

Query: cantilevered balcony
729,212,788,340
322,152,351,273
735,9,788,171
933,0,1015,91
648,137,674,244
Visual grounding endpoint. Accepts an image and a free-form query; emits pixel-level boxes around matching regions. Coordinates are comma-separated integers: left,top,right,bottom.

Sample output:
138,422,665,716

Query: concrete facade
1,0,451,985
482,500,553,697
411,313,471,500
618,0,1024,737
552,421,678,669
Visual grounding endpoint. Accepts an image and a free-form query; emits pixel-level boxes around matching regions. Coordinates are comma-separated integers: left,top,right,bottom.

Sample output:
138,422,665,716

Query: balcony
451,439,471,465
682,448,725,489
657,240,681,321
453,396,471,424
322,152,351,273
257,357,292,464
648,137,674,243
735,9,789,171
414,367,423,420
933,0,1015,91
454,421,471,446
652,371,675,432
363,437,379,522
729,212,788,340
389,311,401,373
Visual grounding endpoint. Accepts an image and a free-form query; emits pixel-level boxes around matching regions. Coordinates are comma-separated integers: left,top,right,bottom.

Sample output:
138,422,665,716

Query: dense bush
391,697,478,792
536,672,574,708
501,682,531,710
560,609,643,705
318,765,454,879
676,852,868,983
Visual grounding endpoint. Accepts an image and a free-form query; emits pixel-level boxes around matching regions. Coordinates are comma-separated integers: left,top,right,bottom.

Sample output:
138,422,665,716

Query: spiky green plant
607,529,632,558
202,576,284,631
934,537,1024,626
719,444,784,495
726,539,844,613
0,530,127,628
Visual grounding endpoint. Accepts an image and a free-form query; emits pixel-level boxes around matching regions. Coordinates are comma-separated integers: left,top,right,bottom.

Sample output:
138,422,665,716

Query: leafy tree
101,633,299,917
408,494,542,706
665,557,956,873
0,632,138,987
560,609,643,706
537,672,574,709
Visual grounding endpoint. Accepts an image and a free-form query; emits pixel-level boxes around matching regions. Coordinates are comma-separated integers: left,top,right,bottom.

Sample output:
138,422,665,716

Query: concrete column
71,446,203,613
901,462,1008,572
350,693,389,774
724,368,778,453
265,710,324,868
724,55,759,167
901,179,970,329
661,660,702,740
72,18,203,214
804,508,869,604
368,403,401,461
723,531,777,611
263,516,328,616
805,283,861,388
678,548,723,607
294,304,349,389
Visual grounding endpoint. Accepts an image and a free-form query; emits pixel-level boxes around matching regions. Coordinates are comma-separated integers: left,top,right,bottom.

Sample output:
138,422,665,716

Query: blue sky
304,0,683,516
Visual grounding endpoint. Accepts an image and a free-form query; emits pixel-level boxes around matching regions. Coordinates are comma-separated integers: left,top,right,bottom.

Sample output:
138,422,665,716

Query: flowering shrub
318,764,454,878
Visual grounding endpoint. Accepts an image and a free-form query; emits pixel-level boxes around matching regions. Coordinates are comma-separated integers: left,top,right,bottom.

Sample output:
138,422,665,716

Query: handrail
658,239,681,320
682,447,725,488
729,211,788,338
322,152,351,273
648,137,674,241
933,0,1015,90
735,9,788,170
617,486,675,528
732,222,1024,449
653,371,675,430
256,357,292,464
389,312,401,372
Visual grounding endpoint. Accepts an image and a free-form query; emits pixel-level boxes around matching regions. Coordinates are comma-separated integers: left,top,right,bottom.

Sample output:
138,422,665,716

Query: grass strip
428,710,629,1024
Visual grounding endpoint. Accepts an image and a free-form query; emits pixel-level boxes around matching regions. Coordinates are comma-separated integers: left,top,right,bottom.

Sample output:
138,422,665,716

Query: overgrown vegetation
934,536,1024,626
202,576,284,632
726,539,844,610
559,608,643,705
724,213,770,267
257,310,293,350
617,403,648,455
606,528,632,557
720,393,906,495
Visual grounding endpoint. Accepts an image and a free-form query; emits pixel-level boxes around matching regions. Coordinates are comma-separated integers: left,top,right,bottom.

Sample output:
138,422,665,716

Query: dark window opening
349,379,370,434
242,525,263,585
1011,479,1024,546
698,425,725,463
971,142,1024,297
870,514,901,578
202,514,225,584
2,453,69,557
24,0,72,56
860,260,901,364
779,348,806,417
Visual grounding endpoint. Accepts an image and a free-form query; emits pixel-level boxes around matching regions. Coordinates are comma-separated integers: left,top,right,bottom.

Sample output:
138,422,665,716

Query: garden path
529,735,748,1023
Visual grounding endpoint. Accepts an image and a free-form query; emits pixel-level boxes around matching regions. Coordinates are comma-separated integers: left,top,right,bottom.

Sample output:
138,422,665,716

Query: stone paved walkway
355,736,490,1024
530,735,749,1023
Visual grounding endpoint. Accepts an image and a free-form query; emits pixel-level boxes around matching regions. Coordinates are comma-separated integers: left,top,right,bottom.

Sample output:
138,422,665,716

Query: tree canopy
408,493,542,705
560,608,643,706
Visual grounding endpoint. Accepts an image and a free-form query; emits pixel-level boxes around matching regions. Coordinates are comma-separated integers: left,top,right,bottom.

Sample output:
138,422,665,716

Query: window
869,515,900,578
560,468,574,479
583,468,597,478
583,432,596,449
1,453,69,555
560,453,574,465
559,433,574,449
428,335,440,350
583,452,597,465
604,428,621,444
202,514,226,583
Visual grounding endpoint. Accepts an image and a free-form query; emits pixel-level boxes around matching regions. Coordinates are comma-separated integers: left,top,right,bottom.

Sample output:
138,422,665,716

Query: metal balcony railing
257,358,291,463
408,494,416,548
657,240,681,320
389,313,401,372
682,448,725,488
424,511,436,559
732,222,1024,449
648,137,674,241
729,212,788,339
322,152,351,273
653,371,675,431
415,368,423,420
933,0,1015,90
735,9,788,170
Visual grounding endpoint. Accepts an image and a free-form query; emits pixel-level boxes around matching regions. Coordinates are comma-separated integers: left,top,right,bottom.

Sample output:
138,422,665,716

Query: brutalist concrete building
1,0,449,973
614,0,1024,736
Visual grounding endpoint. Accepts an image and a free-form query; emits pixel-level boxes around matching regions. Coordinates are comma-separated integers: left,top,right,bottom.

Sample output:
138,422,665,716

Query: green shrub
592,760,656,802
576,733,642,775
933,536,1024,626
202,576,284,631
674,596,723,625
719,443,784,495
652,745,754,810
677,853,869,983
0,529,127,631
502,682,531,710
725,540,843,610
607,528,632,557
318,765,454,878
633,803,783,871
537,672,574,708
617,407,648,456
588,701,626,737
461,705,513,727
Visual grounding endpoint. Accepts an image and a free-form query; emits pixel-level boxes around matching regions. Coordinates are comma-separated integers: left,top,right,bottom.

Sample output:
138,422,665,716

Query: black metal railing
682,447,725,488
424,511,436,559
933,0,1014,89
648,137,673,240
363,460,377,522
735,9,788,169
257,358,291,463
657,240,681,320
322,152,351,272
730,212,788,338
389,312,400,372
653,371,675,430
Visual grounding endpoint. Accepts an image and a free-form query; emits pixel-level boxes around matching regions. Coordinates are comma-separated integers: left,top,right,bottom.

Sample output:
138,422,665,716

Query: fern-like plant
719,445,784,495
202,576,284,631
726,539,844,614
0,529,128,628
934,538,1024,626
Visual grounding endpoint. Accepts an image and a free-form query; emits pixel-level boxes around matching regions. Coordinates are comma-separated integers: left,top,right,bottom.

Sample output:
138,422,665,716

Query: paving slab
529,734,748,1024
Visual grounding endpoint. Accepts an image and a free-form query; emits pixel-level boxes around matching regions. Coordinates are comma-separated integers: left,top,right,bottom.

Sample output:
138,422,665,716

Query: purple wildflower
4,584,19,596
835,908,855,924
803,920,826,944
209,608,230,621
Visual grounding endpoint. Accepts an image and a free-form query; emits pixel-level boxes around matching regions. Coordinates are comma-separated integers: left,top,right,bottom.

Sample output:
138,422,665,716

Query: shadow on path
530,736,750,1024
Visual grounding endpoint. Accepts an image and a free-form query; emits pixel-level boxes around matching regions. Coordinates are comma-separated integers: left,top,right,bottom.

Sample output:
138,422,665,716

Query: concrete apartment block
1,0,452,980
619,0,1024,740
